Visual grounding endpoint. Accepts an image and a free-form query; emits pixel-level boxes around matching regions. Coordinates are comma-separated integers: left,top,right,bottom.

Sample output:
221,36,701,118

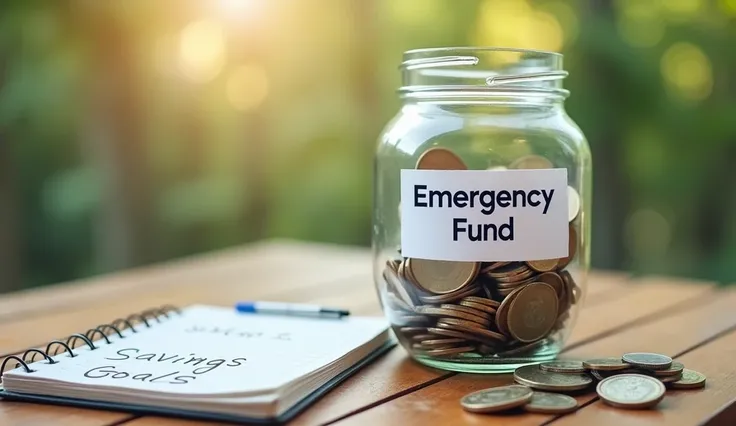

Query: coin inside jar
567,186,580,222
416,147,467,170
507,283,558,343
527,259,558,273
409,259,479,294
509,155,553,170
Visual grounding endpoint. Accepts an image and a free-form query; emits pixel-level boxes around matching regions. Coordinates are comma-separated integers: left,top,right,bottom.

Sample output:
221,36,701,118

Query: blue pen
235,301,350,318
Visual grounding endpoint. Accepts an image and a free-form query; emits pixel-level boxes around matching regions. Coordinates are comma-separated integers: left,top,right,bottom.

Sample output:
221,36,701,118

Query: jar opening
399,47,569,101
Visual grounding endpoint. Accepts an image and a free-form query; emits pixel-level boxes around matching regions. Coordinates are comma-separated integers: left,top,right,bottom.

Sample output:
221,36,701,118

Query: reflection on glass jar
372,47,591,373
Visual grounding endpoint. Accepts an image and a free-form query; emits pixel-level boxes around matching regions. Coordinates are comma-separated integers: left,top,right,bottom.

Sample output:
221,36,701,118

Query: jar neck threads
399,47,569,103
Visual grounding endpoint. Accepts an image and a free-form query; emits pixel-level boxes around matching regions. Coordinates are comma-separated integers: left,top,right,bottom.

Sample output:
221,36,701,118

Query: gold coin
523,392,578,414
480,262,511,274
439,304,492,321
416,147,467,170
527,259,559,273
651,361,685,377
621,352,673,371
459,300,497,315
423,346,475,357
507,283,559,343
583,357,631,371
418,284,480,304
461,296,501,308
537,272,564,297
597,374,665,409
460,385,533,413
557,225,578,269
409,259,479,294
540,360,586,374
567,186,580,222
509,155,553,170
513,364,593,392
416,306,491,327
669,369,706,389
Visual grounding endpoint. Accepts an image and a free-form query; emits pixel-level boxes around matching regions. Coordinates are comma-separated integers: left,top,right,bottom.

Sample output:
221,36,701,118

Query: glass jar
372,47,591,373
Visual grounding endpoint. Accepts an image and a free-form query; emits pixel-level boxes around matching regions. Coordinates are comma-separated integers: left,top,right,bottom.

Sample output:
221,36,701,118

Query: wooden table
1,240,734,426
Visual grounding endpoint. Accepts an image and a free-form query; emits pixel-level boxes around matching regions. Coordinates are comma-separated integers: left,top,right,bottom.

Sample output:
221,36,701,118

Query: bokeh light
660,42,713,102
178,19,227,82
625,208,673,260
473,0,564,52
226,64,269,112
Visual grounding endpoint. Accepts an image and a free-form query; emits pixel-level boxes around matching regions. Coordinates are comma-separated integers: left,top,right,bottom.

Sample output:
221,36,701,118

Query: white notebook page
3,305,388,396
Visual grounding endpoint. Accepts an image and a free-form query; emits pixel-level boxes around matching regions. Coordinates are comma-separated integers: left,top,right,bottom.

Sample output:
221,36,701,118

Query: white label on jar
400,169,568,261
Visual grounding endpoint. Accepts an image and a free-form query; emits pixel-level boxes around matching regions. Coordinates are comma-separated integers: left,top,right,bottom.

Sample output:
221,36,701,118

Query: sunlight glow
473,0,564,52
226,65,269,111
660,42,713,102
179,19,227,83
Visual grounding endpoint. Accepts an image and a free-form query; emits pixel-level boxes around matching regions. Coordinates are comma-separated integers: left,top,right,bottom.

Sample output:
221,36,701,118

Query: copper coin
418,284,480,304
459,300,497,315
439,304,492,321
423,346,475,357
409,259,480,294
536,272,564,296
495,286,527,337
416,338,467,348
426,327,480,342
507,283,559,343
496,340,548,357
527,259,559,273
462,296,501,308
583,357,631,371
399,327,428,335
480,262,511,274
436,319,507,343
416,147,467,170
417,306,490,327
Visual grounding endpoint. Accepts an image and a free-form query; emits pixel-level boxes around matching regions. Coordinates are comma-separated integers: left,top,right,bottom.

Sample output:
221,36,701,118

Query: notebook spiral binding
0,305,181,381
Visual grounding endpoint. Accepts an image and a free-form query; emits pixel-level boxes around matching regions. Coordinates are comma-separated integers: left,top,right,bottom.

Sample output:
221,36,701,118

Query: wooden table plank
122,272,634,426
0,241,372,322
332,286,732,426
0,402,126,426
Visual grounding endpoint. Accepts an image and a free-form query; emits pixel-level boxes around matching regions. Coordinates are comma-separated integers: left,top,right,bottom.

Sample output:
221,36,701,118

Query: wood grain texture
333,287,734,426
0,401,127,426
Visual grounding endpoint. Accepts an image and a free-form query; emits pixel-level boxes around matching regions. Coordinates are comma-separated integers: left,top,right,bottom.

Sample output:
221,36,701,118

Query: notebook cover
0,340,396,425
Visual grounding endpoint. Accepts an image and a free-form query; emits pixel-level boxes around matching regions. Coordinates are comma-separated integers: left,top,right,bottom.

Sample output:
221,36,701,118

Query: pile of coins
460,352,706,414
381,147,583,360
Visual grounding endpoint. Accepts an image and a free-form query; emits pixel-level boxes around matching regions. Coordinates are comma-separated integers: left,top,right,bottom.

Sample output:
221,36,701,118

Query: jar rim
402,46,563,59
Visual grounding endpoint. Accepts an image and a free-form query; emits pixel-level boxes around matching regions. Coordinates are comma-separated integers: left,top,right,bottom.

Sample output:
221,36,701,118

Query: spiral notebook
0,305,393,424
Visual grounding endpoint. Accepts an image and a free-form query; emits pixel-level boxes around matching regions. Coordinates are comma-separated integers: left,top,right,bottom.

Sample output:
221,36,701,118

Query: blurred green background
1,0,735,293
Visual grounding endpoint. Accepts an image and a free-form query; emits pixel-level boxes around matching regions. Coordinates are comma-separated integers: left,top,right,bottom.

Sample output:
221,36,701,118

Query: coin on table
567,186,580,222
510,155,553,170
669,369,706,389
409,259,479,294
583,357,632,371
513,364,593,392
460,384,533,413
540,360,586,374
651,361,685,377
622,352,673,371
597,374,666,409
657,373,683,383
507,283,559,342
527,259,559,273
523,392,578,414
416,147,467,170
